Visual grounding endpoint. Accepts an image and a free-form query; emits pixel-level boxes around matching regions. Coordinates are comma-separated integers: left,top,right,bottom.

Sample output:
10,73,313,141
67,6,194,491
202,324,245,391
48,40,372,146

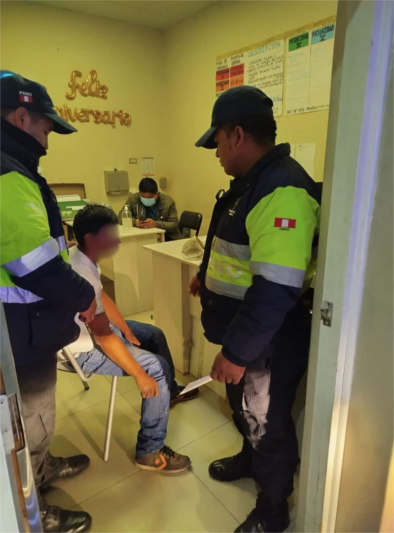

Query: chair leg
103,376,117,462
83,381,90,391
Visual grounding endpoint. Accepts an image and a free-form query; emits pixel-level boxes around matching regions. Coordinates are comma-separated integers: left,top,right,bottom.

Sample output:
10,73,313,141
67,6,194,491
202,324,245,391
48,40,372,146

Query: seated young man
67,204,197,473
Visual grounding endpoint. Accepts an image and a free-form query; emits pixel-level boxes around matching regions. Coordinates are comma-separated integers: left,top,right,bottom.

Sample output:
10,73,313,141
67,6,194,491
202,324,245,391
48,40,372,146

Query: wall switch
129,158,138,164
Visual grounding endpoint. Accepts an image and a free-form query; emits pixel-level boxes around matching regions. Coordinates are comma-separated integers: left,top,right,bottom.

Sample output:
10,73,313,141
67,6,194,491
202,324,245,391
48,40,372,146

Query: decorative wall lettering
56,69,131,128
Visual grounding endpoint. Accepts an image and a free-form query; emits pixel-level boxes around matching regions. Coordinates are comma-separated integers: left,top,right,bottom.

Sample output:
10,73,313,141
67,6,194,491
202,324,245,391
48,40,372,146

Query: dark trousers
16,354,58,505
226,302,311,506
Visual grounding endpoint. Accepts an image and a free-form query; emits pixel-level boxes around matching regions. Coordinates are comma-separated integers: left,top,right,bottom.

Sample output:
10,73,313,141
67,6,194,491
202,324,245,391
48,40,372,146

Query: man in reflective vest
1,71,97,532
191,86,321,532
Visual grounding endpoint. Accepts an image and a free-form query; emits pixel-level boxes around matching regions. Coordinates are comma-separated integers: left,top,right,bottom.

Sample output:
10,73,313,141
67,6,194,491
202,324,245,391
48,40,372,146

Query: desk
100,227,165,317
144,238,226,399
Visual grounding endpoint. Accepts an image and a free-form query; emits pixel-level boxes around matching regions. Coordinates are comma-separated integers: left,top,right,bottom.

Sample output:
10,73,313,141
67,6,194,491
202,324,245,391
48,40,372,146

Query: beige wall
335,66,393,533
164,1,337,234
0,1,167,214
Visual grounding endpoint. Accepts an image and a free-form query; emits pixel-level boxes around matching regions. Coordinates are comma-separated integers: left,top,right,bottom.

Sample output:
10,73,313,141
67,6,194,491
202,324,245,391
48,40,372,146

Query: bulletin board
215,15,336,118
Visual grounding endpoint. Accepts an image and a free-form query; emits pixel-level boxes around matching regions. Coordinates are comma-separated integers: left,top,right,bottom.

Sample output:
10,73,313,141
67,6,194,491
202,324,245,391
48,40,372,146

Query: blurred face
214,126,245,177
11,107,54,150
84,224,121,260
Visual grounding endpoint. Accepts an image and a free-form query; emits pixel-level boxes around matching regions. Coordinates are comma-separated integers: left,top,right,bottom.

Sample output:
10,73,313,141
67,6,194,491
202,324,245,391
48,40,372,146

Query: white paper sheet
246,40,284,116
178,375,213,395
285,31,311,115
310,23,336,110
294,143,316,178
141,156,155,178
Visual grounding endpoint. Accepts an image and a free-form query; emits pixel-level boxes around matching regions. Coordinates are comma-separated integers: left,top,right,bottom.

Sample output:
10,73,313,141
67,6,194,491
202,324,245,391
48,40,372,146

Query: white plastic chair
57,345,117,462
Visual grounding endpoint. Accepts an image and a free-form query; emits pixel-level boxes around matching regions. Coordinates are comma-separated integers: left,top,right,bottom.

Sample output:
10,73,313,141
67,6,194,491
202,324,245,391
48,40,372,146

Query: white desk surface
119,226,165,240
144,236,206,267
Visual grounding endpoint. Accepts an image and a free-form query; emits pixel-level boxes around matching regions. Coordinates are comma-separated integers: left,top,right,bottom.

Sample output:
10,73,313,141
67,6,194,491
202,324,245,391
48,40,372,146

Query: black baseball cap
0,71,77,134
195,85,274,149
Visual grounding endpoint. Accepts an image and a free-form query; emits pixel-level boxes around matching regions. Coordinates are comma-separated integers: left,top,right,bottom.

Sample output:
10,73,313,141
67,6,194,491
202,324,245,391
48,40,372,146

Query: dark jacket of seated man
118,177,183,240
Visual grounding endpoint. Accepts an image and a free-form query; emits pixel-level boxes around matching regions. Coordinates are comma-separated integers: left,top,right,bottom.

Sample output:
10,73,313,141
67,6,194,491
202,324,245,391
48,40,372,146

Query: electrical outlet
129,158,138,164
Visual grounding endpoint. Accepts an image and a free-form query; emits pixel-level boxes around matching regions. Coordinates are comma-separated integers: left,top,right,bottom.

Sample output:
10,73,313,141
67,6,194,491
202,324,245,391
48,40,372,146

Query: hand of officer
189,276,201,297
79,298,97,323
125,328,141,346
135,371,159,399
211,352,245,384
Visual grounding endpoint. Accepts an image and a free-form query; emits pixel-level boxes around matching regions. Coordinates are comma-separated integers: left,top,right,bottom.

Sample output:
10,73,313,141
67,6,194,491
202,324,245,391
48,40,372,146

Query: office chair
57,346,117,462
179,210,203,237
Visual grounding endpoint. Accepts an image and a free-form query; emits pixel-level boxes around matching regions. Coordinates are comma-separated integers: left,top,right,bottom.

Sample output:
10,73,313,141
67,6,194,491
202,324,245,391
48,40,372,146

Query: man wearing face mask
0,71,97,532
118,177,183,240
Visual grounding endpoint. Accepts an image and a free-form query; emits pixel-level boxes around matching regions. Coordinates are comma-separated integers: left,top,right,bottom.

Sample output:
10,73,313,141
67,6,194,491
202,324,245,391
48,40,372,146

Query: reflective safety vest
199,143,321,367
0,120,94,367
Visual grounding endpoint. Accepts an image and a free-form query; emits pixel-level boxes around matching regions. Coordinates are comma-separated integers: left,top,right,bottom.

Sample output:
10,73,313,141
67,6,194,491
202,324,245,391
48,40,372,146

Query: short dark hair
139,177,158,194
222,115,277,144
73,204,118,247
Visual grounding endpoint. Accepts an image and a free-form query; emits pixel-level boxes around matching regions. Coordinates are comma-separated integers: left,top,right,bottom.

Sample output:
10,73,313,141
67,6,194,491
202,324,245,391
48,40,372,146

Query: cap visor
45,112,78,134
195,126,218,149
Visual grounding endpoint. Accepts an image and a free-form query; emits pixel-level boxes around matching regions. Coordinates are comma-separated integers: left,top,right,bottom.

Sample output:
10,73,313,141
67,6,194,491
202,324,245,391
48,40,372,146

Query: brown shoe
170,386,200,406
136,445,191,474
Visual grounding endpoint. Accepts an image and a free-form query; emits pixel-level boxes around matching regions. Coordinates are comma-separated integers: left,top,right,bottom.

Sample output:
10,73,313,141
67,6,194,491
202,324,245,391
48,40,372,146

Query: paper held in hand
178,375,213,395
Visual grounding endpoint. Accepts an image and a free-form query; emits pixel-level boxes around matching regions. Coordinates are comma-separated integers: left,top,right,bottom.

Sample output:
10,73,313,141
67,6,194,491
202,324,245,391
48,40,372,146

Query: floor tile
46,395,141,509
73,468,239,532
56,371,120,420
180,422,256,523
180,422,299,524
122,383,232,451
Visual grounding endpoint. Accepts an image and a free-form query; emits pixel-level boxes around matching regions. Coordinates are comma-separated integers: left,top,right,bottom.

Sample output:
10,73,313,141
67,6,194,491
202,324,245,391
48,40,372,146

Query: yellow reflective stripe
250,261,305,288
3,238,59,277
211,236,251,260
207,250,252,287
206,276,248,300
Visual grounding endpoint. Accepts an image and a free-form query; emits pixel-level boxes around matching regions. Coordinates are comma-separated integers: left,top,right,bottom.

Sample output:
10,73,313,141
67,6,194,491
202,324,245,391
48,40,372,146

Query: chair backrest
179,210,203,237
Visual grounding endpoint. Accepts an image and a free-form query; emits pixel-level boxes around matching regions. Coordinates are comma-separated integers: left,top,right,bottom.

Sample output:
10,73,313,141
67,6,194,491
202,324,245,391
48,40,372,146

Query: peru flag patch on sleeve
275,218,296,229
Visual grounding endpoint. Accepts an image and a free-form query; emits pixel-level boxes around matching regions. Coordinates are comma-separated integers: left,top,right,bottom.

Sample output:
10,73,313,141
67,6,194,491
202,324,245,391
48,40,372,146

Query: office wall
335,65,393,533
164,1,338,233
0,1,166,213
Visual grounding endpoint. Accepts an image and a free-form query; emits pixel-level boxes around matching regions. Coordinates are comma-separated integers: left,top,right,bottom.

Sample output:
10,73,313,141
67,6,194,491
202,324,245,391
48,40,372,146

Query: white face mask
140,196,157,207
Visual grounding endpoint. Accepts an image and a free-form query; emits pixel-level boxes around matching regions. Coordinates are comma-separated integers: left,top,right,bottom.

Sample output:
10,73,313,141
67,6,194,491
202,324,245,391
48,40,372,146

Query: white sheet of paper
179,375,213,395
295,143,316,178
141,156,155,178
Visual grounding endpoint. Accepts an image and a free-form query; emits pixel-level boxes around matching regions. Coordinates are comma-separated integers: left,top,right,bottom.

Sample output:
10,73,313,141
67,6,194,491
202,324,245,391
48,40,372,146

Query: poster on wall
284,32,311,115
246,40,284,116
216,16,336,117
310,23,336,110
284,23,336,115
215,42,284,117
141,156,155,178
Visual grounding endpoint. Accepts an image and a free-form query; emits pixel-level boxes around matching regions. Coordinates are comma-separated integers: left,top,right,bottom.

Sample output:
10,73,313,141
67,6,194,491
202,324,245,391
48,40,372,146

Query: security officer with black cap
190,86,321,532
1,71,97,532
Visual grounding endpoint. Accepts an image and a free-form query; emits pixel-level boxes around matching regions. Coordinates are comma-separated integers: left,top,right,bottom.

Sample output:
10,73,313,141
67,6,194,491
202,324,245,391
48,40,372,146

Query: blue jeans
76,320,178,456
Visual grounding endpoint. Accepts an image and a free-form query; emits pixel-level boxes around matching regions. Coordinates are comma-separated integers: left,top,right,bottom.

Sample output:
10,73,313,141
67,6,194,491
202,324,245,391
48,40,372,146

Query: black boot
209,452,254,482
235,502,290,533
41,452,90,488
40,505,92,533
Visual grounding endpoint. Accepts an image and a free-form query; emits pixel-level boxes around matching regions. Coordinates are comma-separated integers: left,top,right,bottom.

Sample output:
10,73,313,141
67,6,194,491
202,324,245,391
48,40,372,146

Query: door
296,1,393,531
0,302,42,532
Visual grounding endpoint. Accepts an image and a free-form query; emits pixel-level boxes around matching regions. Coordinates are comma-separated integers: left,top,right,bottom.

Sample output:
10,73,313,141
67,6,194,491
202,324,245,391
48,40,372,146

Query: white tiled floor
48,312,297,532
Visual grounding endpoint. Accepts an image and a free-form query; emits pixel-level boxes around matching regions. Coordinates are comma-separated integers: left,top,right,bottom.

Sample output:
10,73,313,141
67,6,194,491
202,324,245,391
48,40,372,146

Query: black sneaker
136,445,191,473
170,386,200,405
41,505,92,533
209,453,254,482
235,503,290,533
